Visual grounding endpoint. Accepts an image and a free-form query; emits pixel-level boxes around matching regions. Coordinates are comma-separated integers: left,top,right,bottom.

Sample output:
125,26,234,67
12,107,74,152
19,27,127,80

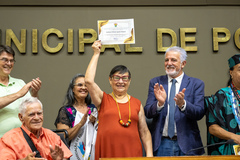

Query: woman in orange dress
85,40,153,160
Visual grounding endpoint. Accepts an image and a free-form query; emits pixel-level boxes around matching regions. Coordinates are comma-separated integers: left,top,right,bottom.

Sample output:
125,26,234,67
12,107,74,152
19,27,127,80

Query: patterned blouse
55,104,96,128
205,87,240,155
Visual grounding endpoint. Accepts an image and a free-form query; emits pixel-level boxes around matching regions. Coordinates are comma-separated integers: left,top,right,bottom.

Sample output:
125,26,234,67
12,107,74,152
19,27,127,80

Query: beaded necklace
231,82,240,101
230,82,240,127
112,92,131,127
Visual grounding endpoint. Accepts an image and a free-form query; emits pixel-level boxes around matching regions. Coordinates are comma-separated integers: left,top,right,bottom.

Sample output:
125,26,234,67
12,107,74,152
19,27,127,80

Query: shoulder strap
20,127,42,158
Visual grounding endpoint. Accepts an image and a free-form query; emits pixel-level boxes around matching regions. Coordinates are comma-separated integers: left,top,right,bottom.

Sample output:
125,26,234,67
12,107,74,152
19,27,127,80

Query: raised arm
85,40,104,110
0,81,32,109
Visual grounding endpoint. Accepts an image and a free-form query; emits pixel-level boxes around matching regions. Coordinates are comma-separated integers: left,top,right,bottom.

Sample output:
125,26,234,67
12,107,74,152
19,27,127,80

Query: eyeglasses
112,75,130,82
74,83,87,88
0,58,16,64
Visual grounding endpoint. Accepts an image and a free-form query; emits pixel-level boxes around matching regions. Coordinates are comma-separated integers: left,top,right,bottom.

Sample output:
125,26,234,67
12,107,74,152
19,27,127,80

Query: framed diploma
233,145,240,155
98,18,135,45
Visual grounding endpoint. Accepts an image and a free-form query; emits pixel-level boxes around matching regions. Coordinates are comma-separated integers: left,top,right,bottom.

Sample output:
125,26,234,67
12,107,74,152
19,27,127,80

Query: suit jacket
144,74,205,155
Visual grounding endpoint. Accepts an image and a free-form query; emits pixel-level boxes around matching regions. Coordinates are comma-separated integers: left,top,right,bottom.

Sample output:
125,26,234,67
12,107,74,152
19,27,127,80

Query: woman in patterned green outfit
205,54,240,155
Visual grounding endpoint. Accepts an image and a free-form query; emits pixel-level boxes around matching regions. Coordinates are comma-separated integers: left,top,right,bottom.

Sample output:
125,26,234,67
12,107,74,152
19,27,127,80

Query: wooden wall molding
0,0,239,6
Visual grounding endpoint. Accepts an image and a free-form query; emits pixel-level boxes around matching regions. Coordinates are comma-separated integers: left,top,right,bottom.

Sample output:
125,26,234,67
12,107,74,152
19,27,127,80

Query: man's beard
165,64,181,77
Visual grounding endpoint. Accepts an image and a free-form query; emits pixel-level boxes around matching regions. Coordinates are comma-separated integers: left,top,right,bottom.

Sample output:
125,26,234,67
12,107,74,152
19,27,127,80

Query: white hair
19,97,43,115
165,46,187,62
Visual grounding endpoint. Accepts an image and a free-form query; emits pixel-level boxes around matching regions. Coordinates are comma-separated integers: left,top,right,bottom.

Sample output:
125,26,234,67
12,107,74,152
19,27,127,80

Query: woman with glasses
54,73,98,160
85,40,153,160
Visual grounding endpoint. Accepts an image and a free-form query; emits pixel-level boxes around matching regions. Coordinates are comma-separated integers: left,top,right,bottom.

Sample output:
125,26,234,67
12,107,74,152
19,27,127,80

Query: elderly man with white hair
0,97,72,160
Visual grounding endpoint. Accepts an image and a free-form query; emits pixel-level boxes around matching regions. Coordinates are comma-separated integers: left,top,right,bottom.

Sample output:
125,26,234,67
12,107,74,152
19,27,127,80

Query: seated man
0,97,72,160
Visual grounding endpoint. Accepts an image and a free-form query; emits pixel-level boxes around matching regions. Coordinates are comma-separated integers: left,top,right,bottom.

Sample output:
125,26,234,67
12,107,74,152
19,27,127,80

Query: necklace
112,92,131,127
229,83,240,127
231,82,240,101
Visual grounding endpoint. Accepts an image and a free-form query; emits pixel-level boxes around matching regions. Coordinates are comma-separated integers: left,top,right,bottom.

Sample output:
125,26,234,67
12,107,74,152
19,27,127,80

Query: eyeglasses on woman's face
74,83,87,88
112,75,130,82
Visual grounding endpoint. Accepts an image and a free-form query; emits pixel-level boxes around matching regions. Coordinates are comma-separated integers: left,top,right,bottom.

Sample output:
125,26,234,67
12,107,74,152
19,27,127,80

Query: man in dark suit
144,46,205,156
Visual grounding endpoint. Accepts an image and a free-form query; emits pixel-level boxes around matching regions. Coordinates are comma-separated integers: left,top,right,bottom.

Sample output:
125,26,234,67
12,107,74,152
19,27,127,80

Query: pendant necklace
112,92,131,127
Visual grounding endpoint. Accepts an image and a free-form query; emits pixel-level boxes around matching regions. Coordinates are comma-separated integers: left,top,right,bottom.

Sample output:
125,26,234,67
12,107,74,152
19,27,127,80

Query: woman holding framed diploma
85,40,153,160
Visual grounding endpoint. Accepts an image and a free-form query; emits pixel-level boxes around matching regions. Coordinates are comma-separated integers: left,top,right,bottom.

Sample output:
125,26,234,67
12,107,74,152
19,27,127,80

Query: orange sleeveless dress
95,92,143,160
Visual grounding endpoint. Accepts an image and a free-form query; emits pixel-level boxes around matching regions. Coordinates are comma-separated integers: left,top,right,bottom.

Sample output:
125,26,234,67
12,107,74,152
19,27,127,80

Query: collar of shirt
167,72,184,84
8,75,16,86
0,75,15,86
167,72,184,100
21,125,43,139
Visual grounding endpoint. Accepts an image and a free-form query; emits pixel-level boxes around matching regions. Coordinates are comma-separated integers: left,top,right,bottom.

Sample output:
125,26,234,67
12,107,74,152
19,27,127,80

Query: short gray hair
165,46,187,62
19,97,43,115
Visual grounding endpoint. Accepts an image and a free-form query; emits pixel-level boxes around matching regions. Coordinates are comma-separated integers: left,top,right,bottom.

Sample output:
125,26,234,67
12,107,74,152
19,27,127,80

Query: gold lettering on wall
180,28,197,52
125,44,142,53
101,45,121,53
79,29,97,53
42,28,63,53
234,28,240,49
6,29,26,53
157,28,177,52
212,28,231,51
68,29,73,53
2,28,240,54
32,29,38,54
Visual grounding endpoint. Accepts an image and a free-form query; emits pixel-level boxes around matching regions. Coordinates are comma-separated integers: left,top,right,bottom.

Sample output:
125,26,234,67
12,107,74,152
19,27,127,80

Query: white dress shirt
157,72,186,137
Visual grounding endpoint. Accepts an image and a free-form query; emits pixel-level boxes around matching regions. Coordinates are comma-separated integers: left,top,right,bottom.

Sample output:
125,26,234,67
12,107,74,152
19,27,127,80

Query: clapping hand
154,83,167,106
